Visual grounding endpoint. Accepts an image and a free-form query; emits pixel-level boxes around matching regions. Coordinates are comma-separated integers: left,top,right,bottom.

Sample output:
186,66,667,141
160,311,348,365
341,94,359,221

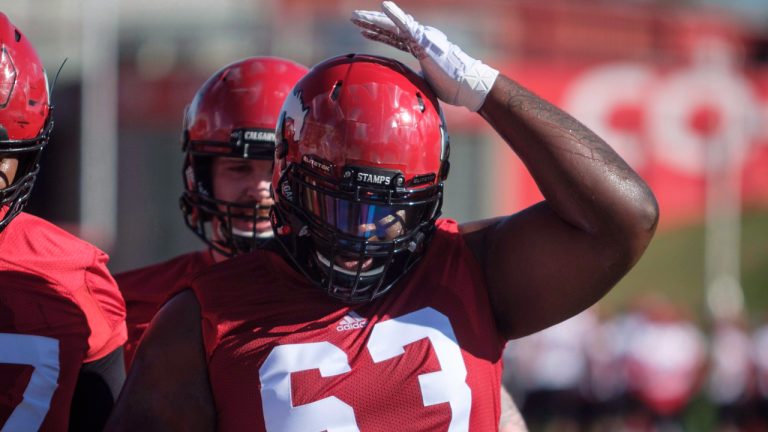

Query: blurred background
5,0,768,430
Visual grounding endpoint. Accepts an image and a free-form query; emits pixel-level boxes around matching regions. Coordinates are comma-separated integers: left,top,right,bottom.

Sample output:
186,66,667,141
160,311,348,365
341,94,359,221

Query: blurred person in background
623,295,707,432
0,12,127,432
707,313,759,431
106,1,658,430
751,315,768,429
114,56,307,369
582,306,642,431
504,308,597,432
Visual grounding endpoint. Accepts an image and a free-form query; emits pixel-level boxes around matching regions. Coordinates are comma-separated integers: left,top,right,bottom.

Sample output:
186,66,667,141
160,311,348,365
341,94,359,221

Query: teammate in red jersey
0,13,127,432
114,57,308,369
107,2,658,431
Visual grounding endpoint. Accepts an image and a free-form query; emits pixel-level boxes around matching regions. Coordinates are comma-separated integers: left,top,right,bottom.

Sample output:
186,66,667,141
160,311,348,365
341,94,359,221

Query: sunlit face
211,157,273,241
0,156,18,190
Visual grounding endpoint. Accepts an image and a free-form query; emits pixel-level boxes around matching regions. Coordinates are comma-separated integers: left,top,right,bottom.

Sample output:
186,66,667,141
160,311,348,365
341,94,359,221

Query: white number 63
259,307,472,432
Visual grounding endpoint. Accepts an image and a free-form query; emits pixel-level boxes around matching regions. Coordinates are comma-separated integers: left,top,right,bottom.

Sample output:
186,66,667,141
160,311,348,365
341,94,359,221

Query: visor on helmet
299,187,435,241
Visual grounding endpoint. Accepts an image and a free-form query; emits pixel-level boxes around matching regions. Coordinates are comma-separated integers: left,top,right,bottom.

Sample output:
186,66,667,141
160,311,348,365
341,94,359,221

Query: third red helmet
0,13,52,231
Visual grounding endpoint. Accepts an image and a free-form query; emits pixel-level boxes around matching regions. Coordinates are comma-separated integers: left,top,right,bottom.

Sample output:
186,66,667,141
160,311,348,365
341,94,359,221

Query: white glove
351,1,499,112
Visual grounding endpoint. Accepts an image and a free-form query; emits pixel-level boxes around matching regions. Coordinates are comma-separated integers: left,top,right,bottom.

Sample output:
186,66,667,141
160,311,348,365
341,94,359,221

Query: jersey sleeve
77,249,128,362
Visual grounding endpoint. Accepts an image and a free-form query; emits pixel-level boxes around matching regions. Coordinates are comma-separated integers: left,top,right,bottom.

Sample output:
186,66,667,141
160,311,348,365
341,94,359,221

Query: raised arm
353,1,658,339
472,74,658,337
105,290,215,431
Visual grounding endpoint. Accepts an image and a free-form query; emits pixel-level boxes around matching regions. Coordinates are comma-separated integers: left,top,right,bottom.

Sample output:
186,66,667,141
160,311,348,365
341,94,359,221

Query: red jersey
0,212,127,432
115,250,213,369
190,219,506,431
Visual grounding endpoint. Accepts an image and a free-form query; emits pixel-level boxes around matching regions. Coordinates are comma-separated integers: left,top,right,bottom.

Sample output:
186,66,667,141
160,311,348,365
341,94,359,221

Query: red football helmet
0,13,52,231
272,53,450,302
181,56,307,256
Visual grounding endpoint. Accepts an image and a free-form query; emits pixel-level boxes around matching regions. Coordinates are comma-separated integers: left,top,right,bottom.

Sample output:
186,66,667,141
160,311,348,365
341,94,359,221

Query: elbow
635,186,660,236
617,185,659,266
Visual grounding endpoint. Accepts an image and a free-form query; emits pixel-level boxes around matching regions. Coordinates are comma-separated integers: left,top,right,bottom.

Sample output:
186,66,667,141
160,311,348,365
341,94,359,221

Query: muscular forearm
352,1,658,338
478,75,658,248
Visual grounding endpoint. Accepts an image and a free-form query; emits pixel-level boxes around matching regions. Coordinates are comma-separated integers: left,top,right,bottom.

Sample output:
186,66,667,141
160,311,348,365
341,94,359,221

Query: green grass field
602,209,768,324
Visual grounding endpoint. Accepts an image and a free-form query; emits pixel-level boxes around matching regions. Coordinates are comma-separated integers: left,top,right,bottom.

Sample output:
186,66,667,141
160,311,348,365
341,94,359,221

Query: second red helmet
181,56,308,256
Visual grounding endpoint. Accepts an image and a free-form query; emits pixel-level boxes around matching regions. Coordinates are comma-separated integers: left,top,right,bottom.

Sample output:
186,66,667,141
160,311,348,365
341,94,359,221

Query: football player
0,13,127,431
107,2,658,430
114,56,308,369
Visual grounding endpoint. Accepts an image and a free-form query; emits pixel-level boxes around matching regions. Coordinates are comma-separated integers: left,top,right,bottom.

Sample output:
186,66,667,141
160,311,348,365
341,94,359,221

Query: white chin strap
315,252,385,277
232,226,273,239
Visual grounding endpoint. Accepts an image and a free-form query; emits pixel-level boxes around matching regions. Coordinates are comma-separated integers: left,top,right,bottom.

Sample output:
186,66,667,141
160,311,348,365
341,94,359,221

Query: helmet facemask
273,141,448,303
180,130,275,257
0,114,52,231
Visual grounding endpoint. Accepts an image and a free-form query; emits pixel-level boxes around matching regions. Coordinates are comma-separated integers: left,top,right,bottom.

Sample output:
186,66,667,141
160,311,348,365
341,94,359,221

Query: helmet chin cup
181,188,276,257
231,225,273,239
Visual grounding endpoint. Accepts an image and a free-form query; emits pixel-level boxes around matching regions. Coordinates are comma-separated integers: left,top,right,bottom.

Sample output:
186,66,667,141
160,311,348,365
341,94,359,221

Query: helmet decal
282,88,309,143
0,47,17,108
301,154,334,177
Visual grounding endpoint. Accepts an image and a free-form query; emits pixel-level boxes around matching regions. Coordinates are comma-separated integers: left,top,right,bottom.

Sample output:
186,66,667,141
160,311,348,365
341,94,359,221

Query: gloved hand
351,1,499,112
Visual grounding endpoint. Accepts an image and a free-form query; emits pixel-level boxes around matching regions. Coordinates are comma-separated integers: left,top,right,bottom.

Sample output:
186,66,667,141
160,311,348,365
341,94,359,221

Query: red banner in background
445,61,768,229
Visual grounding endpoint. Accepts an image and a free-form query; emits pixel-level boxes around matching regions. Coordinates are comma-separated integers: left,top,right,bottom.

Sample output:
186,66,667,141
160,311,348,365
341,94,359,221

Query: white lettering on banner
562,63,654,170
258,308,471,431
0,333,60,432
648,67,757,174
563,62,761,175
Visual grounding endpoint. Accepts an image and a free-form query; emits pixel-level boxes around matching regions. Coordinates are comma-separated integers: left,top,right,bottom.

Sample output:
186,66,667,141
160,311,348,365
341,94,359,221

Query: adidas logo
336,312,368,332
